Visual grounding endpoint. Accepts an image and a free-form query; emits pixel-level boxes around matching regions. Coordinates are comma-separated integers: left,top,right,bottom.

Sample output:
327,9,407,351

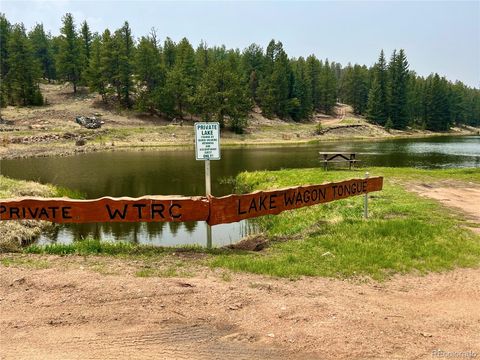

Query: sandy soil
411,181,480,232
0,255,479,360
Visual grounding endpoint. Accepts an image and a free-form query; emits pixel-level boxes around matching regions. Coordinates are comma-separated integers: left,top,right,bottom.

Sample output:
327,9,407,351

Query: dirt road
1,256,479,360
411,181,480,233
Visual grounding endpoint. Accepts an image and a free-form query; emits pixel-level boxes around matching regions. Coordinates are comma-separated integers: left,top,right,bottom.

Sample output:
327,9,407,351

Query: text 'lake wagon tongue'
207,177,383,225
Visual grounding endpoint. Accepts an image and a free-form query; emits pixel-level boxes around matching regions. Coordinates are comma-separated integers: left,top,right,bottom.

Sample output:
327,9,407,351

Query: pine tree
175,38,197,87
366,77,384,123
194,59,251,131
163,37,176,69
0,14,11,106
289,57,312,121
377,50,388,122
248,70,259,102
114,21,134,107
162,38,197,117
242,43,264,101
405,72,424,128
343,64,368,115
195,40,210,75
98,29,117,101
162,67,189,118
86,34,106,99
135,35,165,112
80,20,92,83
449,81,467,125
6,24,43,105
270,46,290,117
305,55,321,111
257,40,290,118
319,59,337,114
57,13,81,93
424,73,450,131
388,49,409,129
366,50,388,124
28,23,55,82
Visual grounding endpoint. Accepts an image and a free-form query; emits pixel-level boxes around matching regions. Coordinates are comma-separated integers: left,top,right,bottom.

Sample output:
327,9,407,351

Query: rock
63,132,76,139
228,303,243,310
75,138,86,146
0,117,14,125
10,277,26,286
75,116,104,129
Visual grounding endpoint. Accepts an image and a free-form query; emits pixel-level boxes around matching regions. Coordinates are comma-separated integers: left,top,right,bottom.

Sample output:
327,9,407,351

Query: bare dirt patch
410,181,480,232
1,255,479,359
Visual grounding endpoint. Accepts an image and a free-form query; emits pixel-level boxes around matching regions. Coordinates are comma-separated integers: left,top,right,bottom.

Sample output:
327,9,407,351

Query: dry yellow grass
0,176,56,252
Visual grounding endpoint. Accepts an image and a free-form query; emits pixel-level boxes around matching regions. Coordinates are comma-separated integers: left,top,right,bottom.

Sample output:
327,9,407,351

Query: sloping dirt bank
1,257,479,360
1,84,477,160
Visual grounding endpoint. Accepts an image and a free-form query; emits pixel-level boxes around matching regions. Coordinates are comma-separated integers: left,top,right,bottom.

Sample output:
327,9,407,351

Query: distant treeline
1,13,479,132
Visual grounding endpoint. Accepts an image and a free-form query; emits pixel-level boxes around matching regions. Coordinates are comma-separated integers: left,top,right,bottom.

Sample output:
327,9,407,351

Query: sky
2,0,479,88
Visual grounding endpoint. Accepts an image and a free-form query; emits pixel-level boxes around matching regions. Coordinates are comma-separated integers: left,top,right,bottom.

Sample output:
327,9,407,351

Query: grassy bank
211,167,480,279
3,168,480,281
0,176,82,252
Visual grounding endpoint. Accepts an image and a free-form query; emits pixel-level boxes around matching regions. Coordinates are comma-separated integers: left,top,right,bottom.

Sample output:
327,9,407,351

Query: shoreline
1,127,477,161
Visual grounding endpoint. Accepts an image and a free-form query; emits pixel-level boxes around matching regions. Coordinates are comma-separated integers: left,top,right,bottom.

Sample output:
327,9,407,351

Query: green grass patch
0,175,84,199
25,238,170,256
135,263,193,278
211,167,480,280
0,256,51,269
24,237,226,257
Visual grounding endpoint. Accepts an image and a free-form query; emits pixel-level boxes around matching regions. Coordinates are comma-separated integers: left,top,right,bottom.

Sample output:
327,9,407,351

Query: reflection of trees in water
66,223,101,241
168,221,181,236
145,221,165,239
58,221,192,244
45,225,61,242
183,221,197,234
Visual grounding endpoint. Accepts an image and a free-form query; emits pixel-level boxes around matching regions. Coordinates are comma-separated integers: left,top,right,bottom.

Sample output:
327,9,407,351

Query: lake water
1,135,479,246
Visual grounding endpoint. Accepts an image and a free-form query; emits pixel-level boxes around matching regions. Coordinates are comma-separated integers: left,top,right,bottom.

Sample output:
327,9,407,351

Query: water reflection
37,219,256,247
2,135,479,247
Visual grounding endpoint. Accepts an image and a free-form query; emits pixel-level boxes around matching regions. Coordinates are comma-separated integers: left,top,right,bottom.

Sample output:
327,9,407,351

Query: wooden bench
319,152,360,170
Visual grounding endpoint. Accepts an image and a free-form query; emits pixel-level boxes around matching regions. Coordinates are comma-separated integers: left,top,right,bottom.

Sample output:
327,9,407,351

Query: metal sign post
364,172,369,219
205,159,212,248
194,122,221,249
205,160,211,196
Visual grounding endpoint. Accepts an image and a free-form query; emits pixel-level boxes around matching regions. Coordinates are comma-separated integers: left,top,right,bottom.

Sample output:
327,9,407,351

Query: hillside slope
0,84,476,159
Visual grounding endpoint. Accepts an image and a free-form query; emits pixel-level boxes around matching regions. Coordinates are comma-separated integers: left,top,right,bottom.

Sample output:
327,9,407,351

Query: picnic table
319,152,360,170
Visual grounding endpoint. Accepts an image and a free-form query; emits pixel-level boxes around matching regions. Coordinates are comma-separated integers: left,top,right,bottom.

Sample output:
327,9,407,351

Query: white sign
195,122,221,160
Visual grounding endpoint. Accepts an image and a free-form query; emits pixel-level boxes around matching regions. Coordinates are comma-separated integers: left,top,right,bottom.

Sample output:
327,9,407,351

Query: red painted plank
0,177,383,225
207,177,383,225
0,196,210,223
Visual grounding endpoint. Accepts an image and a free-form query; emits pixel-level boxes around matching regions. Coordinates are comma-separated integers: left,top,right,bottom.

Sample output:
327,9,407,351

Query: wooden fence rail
0,177,383,226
